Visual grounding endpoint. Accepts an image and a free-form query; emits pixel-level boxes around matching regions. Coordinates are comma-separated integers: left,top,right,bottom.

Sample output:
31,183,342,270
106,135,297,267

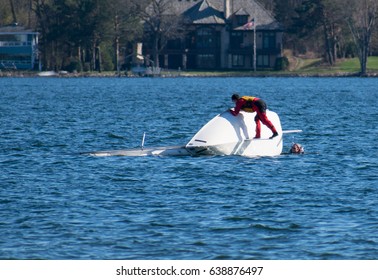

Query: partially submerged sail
89,145,190,157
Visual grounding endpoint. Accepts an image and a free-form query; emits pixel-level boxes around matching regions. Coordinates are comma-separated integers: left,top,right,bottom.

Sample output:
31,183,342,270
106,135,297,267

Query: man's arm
230,99,245,116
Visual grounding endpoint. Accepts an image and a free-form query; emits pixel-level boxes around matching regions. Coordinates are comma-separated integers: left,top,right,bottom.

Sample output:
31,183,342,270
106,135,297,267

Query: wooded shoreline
2,70,378,78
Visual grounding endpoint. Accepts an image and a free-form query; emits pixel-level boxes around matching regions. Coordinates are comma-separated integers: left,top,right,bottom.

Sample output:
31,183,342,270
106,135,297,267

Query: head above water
290,143,304,154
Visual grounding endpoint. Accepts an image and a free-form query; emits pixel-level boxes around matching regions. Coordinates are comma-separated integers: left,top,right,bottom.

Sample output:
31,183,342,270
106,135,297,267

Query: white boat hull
89,110,292,157
185,110,282,157
88,145,190,157
37,71,58,77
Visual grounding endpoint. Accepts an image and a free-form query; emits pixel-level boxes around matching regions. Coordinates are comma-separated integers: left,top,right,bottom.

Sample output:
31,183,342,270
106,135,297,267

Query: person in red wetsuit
230,94,278,139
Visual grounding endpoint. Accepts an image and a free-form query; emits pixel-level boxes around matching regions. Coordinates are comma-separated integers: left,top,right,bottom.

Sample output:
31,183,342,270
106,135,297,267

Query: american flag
243,18,255,30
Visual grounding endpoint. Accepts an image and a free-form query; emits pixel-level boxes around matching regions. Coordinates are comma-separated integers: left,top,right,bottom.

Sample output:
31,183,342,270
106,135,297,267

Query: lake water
0,77,377,260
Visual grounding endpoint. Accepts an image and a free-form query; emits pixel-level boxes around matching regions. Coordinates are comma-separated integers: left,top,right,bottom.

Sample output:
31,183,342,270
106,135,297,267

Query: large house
0,24,39,70
143,0,283,70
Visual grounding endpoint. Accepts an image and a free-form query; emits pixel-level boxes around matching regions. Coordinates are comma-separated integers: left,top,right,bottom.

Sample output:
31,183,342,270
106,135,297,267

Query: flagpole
253,17,256,72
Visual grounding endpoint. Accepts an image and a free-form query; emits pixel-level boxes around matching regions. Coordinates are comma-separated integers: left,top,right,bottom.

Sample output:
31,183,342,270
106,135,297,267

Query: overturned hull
185,110,283,157
89,145,191,157
89,110,287,157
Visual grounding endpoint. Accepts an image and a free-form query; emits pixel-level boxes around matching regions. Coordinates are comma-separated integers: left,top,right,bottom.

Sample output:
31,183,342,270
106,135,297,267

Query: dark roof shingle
160,0,282,29
0,24,37,34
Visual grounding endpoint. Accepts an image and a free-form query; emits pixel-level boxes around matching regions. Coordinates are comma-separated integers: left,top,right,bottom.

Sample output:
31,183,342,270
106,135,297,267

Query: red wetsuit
230,96,277,138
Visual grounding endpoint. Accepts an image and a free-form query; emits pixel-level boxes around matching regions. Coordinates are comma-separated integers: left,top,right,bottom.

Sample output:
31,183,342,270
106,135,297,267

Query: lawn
178,57,378,76
292,56,378,74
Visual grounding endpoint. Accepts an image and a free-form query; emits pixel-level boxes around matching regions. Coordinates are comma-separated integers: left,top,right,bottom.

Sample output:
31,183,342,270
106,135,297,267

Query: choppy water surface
0,77,377,259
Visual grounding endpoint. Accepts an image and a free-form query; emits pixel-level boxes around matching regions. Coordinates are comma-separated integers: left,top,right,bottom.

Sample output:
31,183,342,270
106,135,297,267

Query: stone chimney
224,0,232,19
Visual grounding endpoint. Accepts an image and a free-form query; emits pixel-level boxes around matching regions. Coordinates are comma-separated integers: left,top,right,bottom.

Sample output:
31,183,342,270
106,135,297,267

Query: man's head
231,93,240,103
290,143,304,154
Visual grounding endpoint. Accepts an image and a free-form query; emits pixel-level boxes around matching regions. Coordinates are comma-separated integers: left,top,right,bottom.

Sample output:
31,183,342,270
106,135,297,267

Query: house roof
184,0,225,24
0,24,38,35
234,7,250,16
157,0,282,30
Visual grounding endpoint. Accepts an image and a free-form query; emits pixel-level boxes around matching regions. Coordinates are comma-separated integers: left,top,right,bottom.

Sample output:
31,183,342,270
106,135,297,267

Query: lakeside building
0,24,39,70
142,0,283,71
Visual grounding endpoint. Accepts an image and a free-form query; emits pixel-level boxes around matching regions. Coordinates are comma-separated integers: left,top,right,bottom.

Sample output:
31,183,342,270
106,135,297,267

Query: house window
263,32,276,49
167,39,182,49
186,34,196,49
230,32,243,48
197,54,215,68
196,28,217,49
236,15,249,26
232,55,244,67
257,55,270,67
0,54,31,65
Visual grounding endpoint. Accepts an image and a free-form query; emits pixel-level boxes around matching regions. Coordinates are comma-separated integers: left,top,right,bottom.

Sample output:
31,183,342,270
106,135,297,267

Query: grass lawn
366,56,378,71
290,56,378,74
181,56,378,76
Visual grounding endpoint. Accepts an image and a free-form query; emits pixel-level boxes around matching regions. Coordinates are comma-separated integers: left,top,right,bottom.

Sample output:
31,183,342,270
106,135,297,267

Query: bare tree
139,0,185,67
291,0,346,65
321,0,345,65
9,0,18,23
0,0,36,27
110,0,142,74
346,0,378,75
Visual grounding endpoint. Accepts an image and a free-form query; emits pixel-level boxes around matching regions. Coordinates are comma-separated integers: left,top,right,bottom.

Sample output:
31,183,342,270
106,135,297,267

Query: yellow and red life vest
241,96,258,112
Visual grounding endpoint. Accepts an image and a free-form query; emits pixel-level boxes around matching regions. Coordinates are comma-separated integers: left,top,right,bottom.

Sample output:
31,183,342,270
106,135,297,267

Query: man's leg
256,110,278,137
254,115,261,138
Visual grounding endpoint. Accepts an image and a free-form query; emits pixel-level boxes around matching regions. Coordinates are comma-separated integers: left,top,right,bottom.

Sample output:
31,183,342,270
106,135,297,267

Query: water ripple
1,77,377,259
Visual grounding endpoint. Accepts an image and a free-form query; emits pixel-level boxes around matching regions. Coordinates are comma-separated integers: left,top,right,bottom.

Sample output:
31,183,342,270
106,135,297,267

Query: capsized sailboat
88,110,301,157
186,109,283,157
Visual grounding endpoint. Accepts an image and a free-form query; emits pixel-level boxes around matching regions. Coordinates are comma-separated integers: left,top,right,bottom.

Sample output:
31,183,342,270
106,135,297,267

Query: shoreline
1,70,378,78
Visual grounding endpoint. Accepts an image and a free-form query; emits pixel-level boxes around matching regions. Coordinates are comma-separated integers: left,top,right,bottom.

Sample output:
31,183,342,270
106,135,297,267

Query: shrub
275,56,289,71
65,58,82,73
